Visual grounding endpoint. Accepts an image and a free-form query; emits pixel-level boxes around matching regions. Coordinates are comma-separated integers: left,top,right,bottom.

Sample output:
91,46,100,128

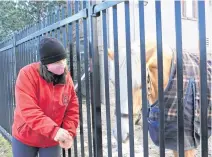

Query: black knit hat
39,37,67,65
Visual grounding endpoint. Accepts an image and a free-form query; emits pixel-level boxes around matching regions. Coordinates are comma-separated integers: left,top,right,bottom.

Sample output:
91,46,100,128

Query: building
96,0,212,104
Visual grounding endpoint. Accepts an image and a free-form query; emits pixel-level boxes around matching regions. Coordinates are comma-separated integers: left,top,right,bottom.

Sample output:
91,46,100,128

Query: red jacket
12,62,79,148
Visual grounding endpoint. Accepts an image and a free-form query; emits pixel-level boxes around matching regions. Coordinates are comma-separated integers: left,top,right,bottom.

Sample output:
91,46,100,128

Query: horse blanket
148,50,212,150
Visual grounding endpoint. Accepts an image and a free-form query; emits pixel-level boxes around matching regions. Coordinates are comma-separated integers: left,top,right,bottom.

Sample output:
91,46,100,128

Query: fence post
10,33,17,135
88,1,103,157
13,33,17,81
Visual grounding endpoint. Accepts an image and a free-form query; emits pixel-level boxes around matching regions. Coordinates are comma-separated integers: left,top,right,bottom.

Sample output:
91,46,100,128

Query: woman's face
46,59,67,75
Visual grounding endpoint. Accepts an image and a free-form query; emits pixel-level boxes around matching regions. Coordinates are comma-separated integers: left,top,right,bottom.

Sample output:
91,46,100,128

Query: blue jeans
12,137,61,157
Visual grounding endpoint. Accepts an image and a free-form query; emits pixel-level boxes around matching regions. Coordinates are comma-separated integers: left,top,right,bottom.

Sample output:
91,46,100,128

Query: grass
0,134,12,157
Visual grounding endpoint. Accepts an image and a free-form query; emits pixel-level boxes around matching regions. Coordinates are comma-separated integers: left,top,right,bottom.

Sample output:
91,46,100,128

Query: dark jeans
12,137,61,157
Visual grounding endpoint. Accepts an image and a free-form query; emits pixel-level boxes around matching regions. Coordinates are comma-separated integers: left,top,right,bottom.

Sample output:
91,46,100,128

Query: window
181,0,198,19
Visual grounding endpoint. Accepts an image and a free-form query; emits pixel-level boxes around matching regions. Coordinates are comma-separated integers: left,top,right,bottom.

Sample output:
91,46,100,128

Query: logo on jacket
62,93,69,106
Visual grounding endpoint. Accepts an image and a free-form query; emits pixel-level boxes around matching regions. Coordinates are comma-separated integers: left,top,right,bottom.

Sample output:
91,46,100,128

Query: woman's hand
59,135,73,150
54,128,70,142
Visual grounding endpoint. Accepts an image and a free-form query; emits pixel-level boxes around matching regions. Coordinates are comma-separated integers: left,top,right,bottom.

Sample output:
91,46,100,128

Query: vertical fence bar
68,1,73,78
67,4,73,156
174,1,184,157
198,1,208,157
138,1,149,157
6,49,9,132
62,149,66,157
7,49,10,134
22,29,25,67
155,1,165,156
27,30,30,64
35,34,38,62
124,1,135,156
6,49,8,133
29,34,32,64
32,38,35,63
30,38,33,64
10,47,13,133
12,33,17,134
26,30,28,64
29,39,32,64
34,35,36,62
22,30,24,66
57,9,61,40
4,50,7,131
66,7,72,153
89,2,103,157
21,42,23,68
2,52,5,130
52,14,56,38
102,7,112,157
32,29,34,62
47,11,51,37
68,149,71,157
43,18,46,36
25,28,28,65
0,56,2,131
25,28,28,64
16,35,20,75
22,29,25,66
18,32,21,69
69,40,74,81
10,47,13,134
26,40,28,66
49,10,53,38
0,55,2,131
83,1,92,157
25,28,27,65
73,2,78,157
112,4,123,157
88,2,96,157
4,51,6,130
0,54,2,131
31,31,34,62
37,22,42,61
7,46,10,134
75,1,85,157
62,6,67,48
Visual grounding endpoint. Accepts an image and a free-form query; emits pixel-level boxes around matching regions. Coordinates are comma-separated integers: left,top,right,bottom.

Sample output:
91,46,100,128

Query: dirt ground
70,82,212,157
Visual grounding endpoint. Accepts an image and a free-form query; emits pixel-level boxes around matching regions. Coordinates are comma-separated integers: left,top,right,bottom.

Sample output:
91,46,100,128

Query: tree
0,1,66,41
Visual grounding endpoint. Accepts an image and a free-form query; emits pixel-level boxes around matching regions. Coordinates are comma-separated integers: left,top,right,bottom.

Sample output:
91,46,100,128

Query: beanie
39,37,67,65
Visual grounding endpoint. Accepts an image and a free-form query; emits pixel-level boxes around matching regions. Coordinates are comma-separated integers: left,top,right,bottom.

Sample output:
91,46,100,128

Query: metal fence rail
0,1,210,157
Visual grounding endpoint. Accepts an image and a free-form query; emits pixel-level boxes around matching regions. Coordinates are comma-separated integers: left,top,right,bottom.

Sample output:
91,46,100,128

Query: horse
107,40,212,157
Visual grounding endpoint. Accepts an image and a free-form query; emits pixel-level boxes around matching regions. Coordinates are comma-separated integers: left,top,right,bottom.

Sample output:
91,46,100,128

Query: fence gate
0,1,211,157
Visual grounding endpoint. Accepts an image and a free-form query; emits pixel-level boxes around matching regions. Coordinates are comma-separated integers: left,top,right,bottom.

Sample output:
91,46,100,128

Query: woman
12,37,79,157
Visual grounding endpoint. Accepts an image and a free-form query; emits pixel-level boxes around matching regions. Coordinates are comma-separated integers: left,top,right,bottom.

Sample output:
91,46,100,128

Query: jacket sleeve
15,68,60,140
62,78,79,138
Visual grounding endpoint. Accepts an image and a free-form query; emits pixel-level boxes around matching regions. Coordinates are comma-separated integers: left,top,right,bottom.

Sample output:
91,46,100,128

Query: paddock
0,1,211,157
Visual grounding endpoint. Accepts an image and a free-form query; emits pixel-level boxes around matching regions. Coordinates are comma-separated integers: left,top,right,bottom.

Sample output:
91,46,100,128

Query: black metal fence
0,1,211,157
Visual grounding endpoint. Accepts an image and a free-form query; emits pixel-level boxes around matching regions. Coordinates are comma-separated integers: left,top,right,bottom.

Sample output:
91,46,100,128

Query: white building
97,0,212,104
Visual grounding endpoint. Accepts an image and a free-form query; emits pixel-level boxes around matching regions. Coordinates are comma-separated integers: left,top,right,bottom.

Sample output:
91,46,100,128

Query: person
11,37,79,157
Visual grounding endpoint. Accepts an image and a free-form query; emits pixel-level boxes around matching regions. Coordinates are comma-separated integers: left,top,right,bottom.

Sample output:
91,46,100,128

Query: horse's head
108,40,173,142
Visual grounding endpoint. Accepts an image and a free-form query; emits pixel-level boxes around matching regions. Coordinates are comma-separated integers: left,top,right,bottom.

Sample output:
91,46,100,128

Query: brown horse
108,40,211,157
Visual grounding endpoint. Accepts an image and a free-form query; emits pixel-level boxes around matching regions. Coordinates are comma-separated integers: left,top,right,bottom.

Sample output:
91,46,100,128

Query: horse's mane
116,43,142,88
116,40,174,89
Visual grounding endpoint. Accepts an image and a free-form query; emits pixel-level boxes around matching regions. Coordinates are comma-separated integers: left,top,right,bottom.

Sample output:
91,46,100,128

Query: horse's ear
108,48,114,60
